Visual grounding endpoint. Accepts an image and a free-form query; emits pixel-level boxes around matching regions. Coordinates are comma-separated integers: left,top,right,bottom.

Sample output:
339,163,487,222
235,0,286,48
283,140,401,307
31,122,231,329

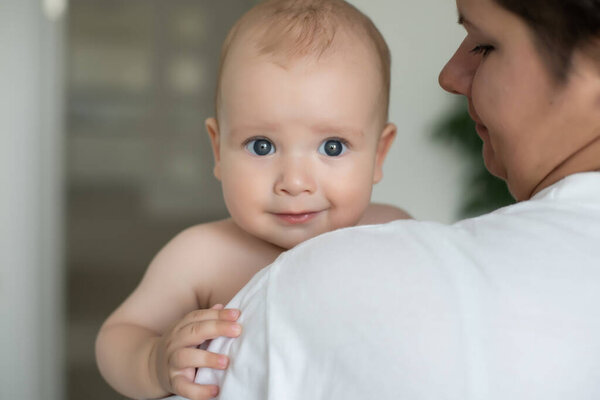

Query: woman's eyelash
470,45,494,56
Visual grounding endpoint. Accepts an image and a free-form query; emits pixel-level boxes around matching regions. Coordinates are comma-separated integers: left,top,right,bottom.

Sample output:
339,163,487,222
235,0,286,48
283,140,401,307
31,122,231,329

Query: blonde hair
215,0,391,122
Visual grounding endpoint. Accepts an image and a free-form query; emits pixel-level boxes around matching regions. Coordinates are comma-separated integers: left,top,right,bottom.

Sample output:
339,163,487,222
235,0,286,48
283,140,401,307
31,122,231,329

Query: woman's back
186,172,600,399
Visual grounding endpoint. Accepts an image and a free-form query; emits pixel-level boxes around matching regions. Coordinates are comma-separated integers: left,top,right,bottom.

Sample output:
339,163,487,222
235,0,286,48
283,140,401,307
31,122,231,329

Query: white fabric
170,172,600,400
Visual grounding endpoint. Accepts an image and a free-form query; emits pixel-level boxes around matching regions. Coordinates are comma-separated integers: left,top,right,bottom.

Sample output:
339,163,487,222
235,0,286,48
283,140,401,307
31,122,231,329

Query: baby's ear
205,117,222,180
373,123,397,184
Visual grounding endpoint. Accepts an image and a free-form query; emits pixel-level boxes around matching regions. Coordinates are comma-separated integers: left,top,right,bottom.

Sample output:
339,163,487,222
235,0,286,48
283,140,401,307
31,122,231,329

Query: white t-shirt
173,172,600,399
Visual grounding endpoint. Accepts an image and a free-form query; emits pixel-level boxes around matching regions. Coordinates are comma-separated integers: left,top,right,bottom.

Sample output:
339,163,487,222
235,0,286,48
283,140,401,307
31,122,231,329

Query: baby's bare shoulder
173,219,247,251
146,219,281,306
359,202,413,225
152,219,256,273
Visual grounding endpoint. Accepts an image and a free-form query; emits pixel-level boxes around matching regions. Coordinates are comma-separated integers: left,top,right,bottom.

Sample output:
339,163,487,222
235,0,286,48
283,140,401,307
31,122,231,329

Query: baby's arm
359,202,412,225
95,225,241,400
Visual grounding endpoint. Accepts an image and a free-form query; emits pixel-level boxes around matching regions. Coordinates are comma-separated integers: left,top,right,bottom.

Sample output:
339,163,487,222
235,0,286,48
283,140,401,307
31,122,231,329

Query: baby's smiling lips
272,211,321,224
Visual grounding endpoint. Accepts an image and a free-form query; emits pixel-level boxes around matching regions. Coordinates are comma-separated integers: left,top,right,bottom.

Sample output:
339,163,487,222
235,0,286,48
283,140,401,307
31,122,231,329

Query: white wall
351,0,466,223
0,1,65,399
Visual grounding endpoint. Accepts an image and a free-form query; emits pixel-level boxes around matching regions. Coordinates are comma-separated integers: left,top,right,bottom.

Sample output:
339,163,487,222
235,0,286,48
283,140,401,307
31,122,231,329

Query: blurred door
66,1,256,398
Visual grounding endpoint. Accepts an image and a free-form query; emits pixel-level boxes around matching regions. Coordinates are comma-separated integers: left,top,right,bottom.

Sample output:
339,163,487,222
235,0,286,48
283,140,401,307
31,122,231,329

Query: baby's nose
274,158,316,196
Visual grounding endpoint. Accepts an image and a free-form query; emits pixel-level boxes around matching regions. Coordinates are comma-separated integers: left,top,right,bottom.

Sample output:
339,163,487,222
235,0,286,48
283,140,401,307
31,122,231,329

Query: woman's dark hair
494,0,600,81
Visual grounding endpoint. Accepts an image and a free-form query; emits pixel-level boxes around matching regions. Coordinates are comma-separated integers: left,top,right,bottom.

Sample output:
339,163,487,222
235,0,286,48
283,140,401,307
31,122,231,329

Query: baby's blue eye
319,139,346,157
246,138,275,156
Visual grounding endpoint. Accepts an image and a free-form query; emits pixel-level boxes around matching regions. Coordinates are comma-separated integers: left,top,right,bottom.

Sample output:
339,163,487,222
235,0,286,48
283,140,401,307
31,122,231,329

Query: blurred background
1,0,505,399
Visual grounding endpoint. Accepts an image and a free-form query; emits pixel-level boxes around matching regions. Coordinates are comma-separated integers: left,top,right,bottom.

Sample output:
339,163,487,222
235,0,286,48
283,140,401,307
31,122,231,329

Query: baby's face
208,40,394,249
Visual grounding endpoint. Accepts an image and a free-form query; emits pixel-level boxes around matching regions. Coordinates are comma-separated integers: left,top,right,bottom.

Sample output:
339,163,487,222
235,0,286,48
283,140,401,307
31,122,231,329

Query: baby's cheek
329,183,372,224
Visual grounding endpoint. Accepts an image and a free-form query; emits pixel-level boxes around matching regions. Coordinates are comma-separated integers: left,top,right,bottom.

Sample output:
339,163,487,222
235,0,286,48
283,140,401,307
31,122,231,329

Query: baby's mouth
272,211,321,224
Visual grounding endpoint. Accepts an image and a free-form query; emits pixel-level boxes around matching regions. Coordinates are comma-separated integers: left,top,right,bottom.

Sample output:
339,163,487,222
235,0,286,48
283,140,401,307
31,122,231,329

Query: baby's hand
153,305,241,399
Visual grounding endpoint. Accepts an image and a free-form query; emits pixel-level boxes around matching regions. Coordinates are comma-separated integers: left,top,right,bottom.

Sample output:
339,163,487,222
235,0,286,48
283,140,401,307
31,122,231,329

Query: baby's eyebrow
312,124,364,138
229,123,277,137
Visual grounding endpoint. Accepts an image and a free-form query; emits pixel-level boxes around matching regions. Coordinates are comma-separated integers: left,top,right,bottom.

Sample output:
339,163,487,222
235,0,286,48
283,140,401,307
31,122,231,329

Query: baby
95,1,409,399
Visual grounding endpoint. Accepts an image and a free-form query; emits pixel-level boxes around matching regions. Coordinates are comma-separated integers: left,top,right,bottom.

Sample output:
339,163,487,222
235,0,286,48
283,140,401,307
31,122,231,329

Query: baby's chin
243,214,364,250
259,229,326,250
262,225,353,250
267,235,312,251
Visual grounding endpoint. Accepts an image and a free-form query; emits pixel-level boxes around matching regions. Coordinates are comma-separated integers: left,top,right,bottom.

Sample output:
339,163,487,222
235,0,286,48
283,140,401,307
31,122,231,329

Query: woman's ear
373,123,397,184
205,117,222,180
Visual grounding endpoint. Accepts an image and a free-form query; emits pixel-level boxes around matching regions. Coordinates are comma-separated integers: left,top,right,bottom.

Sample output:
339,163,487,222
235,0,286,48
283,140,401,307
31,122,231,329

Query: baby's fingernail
226,309,240,319
210,386,220,397
218,356,229,368
231,323,242,335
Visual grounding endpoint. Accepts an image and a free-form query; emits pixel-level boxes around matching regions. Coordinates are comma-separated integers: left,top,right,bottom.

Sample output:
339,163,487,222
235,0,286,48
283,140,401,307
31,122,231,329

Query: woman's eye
470,45,494,57
318,139,346,157
245,138,275,156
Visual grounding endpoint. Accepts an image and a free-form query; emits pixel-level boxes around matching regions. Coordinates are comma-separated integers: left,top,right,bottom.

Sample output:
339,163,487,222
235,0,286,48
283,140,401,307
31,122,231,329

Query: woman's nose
274,157,316,196
438,39,476,97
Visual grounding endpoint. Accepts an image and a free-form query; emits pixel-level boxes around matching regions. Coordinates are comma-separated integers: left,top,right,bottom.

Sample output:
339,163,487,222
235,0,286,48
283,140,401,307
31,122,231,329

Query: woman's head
439,0,600,201
494,0,600,82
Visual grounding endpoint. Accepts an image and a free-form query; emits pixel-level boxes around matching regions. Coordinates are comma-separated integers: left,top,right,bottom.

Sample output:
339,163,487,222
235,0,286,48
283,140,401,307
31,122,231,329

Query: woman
439,0,600,200
170,0,600,399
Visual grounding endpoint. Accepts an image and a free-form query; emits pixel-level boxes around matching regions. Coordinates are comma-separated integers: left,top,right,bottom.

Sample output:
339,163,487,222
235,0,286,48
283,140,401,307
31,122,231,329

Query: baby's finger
176,320,242,348
183,308,241,324
171,347,229,370
210,303,224,310
171,374,219,400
